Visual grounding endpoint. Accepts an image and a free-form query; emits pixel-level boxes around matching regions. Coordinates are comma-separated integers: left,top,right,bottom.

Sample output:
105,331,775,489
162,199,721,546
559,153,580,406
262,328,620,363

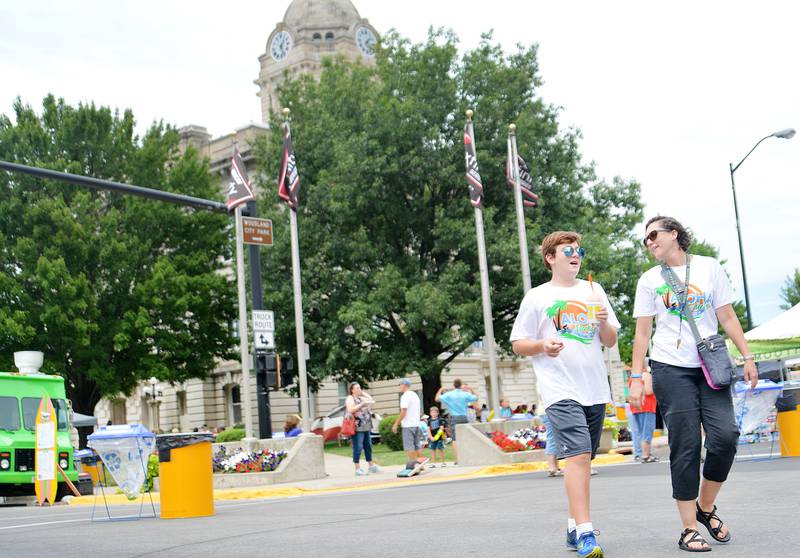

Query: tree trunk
420,372,442,415
65,372,102,449
66,373,101,418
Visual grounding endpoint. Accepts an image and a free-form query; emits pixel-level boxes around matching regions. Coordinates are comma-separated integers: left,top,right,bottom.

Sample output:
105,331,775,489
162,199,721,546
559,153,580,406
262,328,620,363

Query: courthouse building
94,0,626,433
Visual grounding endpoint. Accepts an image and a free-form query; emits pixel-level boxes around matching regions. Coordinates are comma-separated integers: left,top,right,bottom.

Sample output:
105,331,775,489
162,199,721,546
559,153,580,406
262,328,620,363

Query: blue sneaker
576,531,603,558
566,529,578,551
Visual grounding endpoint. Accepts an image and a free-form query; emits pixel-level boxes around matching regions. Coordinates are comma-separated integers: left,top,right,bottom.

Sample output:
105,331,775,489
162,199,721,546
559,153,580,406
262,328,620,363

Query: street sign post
242,218,273,246
252,310,275,350
254,331,275,350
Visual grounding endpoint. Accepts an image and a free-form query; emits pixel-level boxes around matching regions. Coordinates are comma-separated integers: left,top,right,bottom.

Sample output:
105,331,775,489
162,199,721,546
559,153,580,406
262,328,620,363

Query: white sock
568,518,577,532
576,522,594,538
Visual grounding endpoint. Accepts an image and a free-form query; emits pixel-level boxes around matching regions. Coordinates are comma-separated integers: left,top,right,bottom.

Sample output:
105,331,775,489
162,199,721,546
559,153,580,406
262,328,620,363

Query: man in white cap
392,378,425,464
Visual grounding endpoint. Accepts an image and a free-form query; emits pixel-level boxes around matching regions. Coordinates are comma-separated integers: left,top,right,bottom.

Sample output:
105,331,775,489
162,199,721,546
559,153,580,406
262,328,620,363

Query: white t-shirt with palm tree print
633,254,735,368
510,279,620,411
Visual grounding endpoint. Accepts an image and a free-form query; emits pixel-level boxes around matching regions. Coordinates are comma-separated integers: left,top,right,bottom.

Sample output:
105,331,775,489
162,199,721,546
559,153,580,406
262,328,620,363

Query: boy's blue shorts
428,439,444,450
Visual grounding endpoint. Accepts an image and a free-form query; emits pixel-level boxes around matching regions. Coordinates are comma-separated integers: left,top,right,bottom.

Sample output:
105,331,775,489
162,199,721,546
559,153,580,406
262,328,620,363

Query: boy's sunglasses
642,228,671,246
562,246,586,259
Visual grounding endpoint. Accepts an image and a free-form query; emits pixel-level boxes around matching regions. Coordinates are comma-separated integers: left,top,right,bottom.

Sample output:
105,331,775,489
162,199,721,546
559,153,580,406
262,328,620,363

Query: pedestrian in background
628,370,658,462
435,379,478,465
427,406,446,467
540,413,562,477
345,382,380,476
499,398,513,419
283,414,303,438
392,379,426,465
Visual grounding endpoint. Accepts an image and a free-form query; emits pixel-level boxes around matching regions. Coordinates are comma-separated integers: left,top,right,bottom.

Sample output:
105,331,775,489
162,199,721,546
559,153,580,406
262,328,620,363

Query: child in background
419,415,430,449
427,406,446,467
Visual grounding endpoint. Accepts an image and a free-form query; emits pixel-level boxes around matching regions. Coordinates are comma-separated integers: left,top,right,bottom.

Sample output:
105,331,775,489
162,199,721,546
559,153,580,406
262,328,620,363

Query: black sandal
678,528,711,552
696,502,731,543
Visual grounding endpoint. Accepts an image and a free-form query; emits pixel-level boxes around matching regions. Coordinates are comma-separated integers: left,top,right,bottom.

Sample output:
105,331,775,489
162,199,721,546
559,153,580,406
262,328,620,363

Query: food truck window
21,398,69,431
0,396,21,431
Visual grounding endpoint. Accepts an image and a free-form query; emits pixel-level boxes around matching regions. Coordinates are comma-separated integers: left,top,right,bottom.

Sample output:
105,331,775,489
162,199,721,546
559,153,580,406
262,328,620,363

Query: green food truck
0,370,79,498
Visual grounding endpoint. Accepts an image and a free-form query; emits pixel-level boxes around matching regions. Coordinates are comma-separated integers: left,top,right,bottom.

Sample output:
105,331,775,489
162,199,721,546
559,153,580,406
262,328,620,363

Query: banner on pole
226,148,256,211
504,154,539,207
278,124,300,211
463,123,484,208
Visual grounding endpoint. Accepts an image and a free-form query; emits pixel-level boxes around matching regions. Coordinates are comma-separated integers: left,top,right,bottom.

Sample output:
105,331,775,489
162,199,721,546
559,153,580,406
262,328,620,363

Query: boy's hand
596,306,609,324
543,338,565,357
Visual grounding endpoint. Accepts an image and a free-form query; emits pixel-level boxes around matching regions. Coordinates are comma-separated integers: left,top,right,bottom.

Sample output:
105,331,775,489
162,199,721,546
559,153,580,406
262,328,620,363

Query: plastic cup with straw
586,273,603,324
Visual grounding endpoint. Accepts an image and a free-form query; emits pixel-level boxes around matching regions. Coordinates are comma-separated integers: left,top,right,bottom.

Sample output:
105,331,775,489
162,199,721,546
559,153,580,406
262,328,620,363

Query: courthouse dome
283,0,362,30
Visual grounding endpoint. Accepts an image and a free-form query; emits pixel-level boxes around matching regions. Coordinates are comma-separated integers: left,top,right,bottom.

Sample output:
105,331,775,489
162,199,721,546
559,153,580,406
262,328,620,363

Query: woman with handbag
630,215,758,553
345,382,380,476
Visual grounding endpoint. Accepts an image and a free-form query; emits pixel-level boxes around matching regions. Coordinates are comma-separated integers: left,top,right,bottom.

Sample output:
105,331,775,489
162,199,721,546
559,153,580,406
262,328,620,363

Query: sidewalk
67,451,626,506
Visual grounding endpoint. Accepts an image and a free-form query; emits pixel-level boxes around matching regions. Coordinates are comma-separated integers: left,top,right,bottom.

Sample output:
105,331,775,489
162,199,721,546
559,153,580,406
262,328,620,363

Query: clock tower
255,0,378,122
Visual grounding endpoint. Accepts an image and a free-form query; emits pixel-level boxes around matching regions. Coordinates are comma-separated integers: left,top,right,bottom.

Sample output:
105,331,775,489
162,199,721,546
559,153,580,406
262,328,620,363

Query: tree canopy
0,95,236,415
780,268,800,310
255,30,644,406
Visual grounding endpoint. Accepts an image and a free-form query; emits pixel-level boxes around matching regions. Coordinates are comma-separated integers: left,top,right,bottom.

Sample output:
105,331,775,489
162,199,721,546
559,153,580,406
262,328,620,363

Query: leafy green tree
255,30,644,409
0,95,236,416
780,268,800,310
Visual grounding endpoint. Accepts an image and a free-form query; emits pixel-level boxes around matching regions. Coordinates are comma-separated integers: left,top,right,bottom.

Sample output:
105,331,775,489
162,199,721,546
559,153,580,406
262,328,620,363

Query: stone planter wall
598,428,618,454
211,433,326,489
456,419,549,467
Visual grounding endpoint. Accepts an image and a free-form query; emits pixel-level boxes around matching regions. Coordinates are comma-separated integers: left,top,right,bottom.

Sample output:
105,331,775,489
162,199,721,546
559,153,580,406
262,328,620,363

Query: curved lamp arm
731,134,772,174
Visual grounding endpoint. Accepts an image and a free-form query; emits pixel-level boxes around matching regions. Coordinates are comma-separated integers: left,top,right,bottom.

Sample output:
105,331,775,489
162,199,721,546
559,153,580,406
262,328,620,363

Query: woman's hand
643,371,654,395
629,380,644,409
743,359,758,390
717,303,759,390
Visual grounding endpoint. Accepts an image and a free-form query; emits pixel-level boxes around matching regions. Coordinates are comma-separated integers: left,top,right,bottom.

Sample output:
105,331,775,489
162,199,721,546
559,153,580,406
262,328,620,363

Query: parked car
311,405,381,442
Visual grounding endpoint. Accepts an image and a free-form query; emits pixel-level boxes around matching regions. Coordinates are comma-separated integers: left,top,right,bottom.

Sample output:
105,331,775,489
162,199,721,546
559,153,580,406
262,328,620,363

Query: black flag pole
464,109,500,414
508,124,532,294
280,108,311,432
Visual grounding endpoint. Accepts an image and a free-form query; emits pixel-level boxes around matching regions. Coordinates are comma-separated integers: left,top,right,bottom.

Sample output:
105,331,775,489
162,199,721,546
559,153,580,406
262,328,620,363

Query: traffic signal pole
247,201,273,440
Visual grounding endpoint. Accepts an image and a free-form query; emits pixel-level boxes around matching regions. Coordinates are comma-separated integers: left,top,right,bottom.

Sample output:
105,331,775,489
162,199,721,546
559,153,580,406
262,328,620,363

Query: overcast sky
2,0,797,325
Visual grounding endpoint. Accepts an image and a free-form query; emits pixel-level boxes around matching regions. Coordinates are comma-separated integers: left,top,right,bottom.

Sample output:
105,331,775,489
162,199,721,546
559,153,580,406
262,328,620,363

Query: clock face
271,31,292,61
355,26,376,56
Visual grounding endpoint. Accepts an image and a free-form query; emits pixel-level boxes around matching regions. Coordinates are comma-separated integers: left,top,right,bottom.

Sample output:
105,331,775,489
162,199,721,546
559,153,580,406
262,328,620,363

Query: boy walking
510,231,620,558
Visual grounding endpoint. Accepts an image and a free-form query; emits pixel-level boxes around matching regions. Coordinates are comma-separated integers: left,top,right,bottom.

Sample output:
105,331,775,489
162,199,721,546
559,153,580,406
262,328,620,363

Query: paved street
2,456,797,557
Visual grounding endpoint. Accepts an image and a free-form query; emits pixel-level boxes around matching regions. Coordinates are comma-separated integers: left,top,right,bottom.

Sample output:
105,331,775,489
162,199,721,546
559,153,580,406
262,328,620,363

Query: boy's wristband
630,373,643,379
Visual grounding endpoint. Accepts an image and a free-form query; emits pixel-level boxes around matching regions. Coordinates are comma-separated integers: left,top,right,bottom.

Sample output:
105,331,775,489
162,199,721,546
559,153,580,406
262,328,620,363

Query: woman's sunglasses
642,228,671,246
562,246,586,259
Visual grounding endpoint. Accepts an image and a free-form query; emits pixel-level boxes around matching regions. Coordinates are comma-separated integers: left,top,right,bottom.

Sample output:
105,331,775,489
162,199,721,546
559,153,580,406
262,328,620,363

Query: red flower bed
490,431,529,452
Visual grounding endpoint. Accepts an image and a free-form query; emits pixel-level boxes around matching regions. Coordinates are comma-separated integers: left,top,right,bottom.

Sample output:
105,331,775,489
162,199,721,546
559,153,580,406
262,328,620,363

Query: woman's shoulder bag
660,259,735,390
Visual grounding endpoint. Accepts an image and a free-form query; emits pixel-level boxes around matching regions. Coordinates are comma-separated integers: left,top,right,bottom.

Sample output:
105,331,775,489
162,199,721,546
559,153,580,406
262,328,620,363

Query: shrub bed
378,415,403,451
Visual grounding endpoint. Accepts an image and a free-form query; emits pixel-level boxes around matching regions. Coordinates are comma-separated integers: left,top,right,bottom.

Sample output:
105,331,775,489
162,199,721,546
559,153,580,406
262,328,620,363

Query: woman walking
345,382,380,476
630,216,758,552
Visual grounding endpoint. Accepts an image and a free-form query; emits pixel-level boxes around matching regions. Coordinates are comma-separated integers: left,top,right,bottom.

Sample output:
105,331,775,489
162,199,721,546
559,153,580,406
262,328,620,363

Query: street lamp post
146,377,162,432
729,128,795,331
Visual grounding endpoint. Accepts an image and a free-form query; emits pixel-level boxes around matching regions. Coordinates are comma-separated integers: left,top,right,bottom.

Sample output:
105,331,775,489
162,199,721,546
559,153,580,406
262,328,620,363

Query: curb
67,454,627,507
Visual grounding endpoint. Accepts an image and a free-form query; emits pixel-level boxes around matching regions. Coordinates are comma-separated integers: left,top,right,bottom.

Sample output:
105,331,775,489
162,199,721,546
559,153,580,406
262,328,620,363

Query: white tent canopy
745,303,800,341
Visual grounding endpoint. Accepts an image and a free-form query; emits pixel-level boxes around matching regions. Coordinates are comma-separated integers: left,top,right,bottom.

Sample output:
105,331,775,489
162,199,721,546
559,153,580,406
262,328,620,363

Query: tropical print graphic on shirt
546,300,599,344
655,282,712,320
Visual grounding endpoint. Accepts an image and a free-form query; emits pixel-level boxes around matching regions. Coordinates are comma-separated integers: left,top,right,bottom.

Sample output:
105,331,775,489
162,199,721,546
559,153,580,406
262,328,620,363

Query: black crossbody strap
659,258,704,345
